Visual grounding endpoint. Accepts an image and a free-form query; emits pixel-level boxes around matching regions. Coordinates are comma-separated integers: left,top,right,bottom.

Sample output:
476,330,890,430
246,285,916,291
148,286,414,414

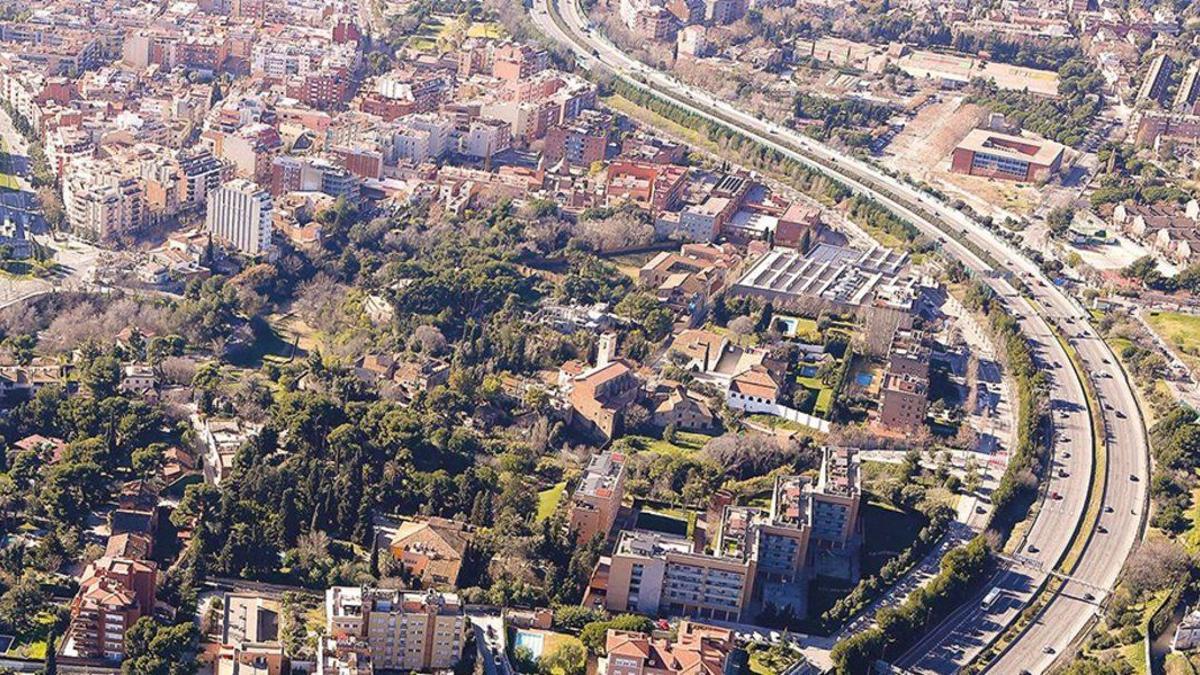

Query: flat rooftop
575,450,626,500
733,245,908,308
956,128,1064,167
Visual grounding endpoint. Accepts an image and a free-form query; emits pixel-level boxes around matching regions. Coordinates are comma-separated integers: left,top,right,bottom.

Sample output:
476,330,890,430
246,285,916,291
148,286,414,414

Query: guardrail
967,325,1108,672
536,3,1140,670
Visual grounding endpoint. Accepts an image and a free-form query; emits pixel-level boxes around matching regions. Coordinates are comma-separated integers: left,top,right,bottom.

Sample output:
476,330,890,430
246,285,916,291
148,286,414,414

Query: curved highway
529,2,1150,671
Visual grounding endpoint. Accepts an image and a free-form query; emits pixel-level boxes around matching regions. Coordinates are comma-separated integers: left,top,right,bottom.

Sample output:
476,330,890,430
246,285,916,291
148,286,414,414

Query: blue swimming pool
514,631,545,658
800,365,818,377
855,373,874,386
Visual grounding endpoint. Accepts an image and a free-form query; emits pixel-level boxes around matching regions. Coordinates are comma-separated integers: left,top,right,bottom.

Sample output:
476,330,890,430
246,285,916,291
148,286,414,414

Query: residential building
705,0,747,24
878,372,929,430
206,178,273,256
809,447,861,548
544,110,611,166
604,622,734,675
318,636,374,675
1138,54,1174,105
605,529,754,621
61,557,157,663
387,517,474,588
218,592,289,675
62,157,146,241
569,449,628,544
326,587,465,671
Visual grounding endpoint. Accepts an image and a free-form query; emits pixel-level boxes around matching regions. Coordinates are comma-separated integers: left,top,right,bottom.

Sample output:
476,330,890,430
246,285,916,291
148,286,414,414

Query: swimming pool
800,365,818,377
514,630,545,658
855,372,874,386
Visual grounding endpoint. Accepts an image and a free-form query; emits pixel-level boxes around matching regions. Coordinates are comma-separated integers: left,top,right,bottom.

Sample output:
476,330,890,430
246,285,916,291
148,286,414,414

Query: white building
456,118,512,159
206,178,273,255
392,114,454,164
62,157,145,241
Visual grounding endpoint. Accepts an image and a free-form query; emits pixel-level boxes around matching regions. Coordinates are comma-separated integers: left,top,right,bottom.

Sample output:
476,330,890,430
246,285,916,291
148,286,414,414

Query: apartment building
61,557,157,663
62,157,146,241
326,587,464,672
604,450,862,620
1138,54,1174,106
219,592,289,675
810,447,861,548
878,372,929,430
887,329,931,378
318,636,374,675
544,110,611,167
569,449,628,544
605,529,754,622
206,179,273,256
392,114,455,164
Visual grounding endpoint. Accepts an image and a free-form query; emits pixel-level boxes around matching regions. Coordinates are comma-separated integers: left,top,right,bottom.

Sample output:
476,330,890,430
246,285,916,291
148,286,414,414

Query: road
529,2,1149,671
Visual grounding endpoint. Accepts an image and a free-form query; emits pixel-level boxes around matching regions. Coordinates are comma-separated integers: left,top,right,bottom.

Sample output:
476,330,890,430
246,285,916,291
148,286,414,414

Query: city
0,0,1190,674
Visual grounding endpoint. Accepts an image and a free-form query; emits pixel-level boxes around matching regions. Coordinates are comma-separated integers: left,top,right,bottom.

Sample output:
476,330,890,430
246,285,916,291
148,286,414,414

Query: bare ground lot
884,97,1049,220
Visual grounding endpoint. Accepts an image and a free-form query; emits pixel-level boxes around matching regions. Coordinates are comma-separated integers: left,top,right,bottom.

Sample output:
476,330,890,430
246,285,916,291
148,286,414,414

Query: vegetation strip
967,323,1108,671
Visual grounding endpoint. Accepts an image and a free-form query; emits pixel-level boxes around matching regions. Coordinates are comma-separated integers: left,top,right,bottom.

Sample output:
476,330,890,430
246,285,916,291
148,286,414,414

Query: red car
1051,491,1062,500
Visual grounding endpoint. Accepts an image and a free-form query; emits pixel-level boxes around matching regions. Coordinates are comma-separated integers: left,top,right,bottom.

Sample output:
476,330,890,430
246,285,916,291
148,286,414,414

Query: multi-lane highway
528,2,1150,671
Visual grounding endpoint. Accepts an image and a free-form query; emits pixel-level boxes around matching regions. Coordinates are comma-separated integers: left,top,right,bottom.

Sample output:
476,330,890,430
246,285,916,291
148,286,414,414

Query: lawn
536,481,567,522
618,432,712,457
1145,311,1200,371
747,414,807,432
465,21,505,39
795,371,835,418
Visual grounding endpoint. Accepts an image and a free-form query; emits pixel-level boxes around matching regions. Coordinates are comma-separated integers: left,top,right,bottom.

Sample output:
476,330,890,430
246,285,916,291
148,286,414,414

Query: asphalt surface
528,3,1150,671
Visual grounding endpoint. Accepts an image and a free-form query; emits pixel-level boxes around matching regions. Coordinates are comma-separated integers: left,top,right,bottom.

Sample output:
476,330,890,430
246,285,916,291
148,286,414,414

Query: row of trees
961,281,1048,536
830,536,991,673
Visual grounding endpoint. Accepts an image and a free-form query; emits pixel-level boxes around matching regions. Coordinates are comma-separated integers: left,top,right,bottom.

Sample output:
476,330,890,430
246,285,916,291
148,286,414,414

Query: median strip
966,323,1108,672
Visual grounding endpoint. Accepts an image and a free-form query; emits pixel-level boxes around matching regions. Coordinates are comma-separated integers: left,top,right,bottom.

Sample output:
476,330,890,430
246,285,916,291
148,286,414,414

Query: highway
528,2,1150,671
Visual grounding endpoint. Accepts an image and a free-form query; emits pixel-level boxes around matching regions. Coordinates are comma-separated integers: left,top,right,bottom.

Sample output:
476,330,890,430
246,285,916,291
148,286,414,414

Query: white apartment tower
206,178,273,256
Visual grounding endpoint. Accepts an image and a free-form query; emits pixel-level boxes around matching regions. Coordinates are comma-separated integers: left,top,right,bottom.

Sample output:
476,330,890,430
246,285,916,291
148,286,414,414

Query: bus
981,587,1003,611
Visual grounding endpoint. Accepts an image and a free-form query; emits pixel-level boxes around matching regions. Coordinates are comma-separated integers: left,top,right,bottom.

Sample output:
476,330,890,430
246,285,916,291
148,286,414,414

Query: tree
122,618,198,675
0,572,45,635
539,642,587,675
1123,539,1192,599
41,461,109,527
579,615,654,654
728,316,757,344
1045,205,1075,236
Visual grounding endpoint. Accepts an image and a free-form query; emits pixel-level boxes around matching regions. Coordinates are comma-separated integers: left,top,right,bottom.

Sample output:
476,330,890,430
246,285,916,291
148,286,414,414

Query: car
1104,505,1114,513
1050,491,1062,500
1028,544,1040,553
1063,451,1072,459
1098,525,1108,533
1116,410,1127,419
1084,592,1096,601
1130,474,1139,482
1105,402,1114,411
1044,646,1055,654
1058,469,1069,478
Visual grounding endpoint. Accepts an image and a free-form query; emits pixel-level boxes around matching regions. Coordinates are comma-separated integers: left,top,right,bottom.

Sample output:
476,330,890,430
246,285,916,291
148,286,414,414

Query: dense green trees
966,57,1104,148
